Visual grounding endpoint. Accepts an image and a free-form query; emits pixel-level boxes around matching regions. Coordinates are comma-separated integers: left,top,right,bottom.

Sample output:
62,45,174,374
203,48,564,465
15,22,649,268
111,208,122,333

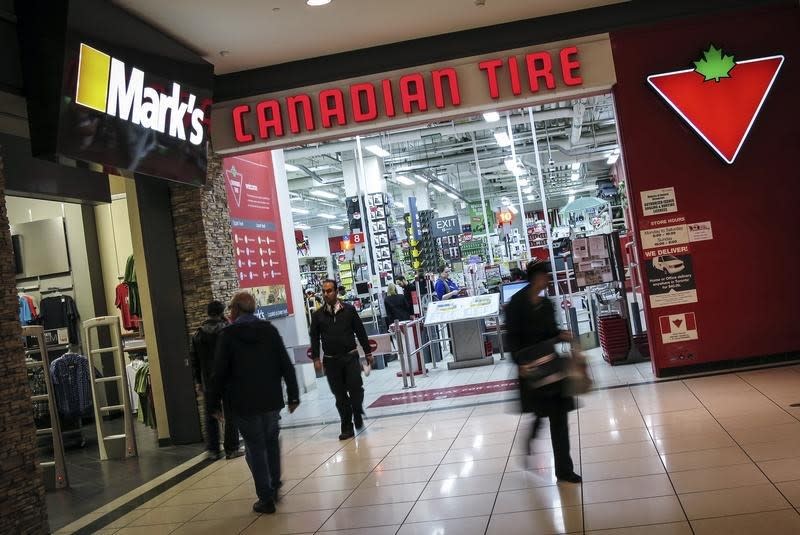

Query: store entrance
8,177,203,531
283,92,652,400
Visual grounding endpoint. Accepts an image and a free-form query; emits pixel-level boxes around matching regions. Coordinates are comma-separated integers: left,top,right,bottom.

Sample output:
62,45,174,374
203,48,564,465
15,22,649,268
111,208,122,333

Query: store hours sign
224,152,293,318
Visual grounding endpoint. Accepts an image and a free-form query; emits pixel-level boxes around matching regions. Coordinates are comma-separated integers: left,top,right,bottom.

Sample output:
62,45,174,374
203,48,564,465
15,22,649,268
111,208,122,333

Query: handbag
564,349,593,395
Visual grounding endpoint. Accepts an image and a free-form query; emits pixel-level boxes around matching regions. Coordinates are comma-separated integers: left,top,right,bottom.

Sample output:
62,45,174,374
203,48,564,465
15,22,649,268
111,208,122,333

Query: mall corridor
55,364,800,534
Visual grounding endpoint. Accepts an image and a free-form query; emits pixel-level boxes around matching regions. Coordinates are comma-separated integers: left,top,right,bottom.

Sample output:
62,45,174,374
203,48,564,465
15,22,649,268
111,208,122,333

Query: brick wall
170,154,239,337
170,154,238,443
0,153,49,533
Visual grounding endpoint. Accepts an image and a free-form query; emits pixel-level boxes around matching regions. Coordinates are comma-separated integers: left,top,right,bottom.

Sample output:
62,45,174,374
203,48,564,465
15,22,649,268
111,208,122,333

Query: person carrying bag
506,261,582,484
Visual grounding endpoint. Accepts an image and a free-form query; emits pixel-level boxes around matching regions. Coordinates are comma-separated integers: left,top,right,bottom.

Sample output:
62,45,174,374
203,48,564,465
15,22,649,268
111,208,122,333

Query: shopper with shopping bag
506,260,582,484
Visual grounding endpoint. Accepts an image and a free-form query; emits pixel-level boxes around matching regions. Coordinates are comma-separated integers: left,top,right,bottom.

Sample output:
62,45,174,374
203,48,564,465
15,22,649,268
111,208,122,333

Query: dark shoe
272,481,283,502
206,450,223,460
225,449,245,460
253,500,276,514
557,472,582,484
354,415,364,430
339,429,355,440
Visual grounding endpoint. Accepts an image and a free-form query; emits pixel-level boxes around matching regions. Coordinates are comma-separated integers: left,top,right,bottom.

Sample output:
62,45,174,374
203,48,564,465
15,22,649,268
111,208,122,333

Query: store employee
435,266,461,300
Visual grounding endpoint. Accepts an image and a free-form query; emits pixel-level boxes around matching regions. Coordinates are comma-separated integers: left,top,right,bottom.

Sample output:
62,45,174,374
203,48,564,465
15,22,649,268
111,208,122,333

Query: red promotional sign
647,45,784,163
224,152,293,317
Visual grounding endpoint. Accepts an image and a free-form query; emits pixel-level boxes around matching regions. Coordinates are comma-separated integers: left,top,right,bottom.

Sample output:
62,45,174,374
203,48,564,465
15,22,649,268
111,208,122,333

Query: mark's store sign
212,35,616,153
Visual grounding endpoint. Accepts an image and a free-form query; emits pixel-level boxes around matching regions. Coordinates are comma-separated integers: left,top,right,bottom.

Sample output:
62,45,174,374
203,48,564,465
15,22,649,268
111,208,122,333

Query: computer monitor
500,281,529,304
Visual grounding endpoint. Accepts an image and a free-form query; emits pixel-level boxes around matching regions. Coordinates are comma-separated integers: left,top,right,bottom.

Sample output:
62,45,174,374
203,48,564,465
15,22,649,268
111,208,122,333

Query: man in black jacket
310,279,373,440
209,292,300,515
190,301,242,459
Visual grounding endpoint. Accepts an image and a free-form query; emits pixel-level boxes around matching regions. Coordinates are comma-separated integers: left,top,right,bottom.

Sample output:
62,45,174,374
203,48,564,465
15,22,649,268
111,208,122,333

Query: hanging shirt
126,359,145,412
115,283,141,331
39,295,80,344
19,295,34,324
50,353,93,418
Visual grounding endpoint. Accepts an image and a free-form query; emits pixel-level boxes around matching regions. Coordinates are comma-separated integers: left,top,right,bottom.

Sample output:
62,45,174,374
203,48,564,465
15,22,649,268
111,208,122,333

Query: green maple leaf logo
694,45,736,82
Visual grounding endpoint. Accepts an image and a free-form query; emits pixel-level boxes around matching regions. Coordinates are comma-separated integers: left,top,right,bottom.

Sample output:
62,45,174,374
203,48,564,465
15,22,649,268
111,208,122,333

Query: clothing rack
21,325,69,489
83,316,138,461
40,286,73,295
17,284,40,292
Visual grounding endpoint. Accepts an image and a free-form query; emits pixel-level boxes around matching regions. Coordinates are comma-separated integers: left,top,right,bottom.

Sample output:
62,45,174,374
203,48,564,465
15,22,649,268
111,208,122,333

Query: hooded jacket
208,316,300,415
189,317,228,387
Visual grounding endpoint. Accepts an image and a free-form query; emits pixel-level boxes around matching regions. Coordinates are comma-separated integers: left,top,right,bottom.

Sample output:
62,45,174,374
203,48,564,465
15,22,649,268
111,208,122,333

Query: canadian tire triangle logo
647,45,784,164
225,165,244,208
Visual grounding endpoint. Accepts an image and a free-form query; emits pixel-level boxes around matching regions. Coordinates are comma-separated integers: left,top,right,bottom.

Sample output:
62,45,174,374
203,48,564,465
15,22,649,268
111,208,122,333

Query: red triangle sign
648,47,783,164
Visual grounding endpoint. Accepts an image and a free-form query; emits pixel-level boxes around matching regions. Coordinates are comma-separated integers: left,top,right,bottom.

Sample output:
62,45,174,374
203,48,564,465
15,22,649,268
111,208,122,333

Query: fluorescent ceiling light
295,223,310,230
527,195,536,201
395,175,415,186
364,144,391,157
285,163,300,172
447,192,459,200
309,190,338,199
571,172,580,180
432,184,446,193
413,174,429,183
508,205,518,214
318,213,337,219
306,0,331,6
308,164,332,171
291,207,310,215
517,178,529,187
483,111,500,122
494,132,511,147
568,195,576,203
328,224,344,230
571,162,581,171
607,153,620,165
522,186,533,194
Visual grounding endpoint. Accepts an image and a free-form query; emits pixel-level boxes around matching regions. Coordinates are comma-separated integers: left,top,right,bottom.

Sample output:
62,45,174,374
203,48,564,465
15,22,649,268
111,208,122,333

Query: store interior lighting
393,201,404,209
291,207,310,214
309,190,338,200
328,224,344,230
526,194,536,201
571,171,580,180
395,175,415,186
306,0,331,6
494,131,512,147
571,162,581,171
432,184,446,193
318,213,337,219
308,164,332,171
607,148,620,165
365,144,391,157
483,111,500,122
295,223,310,230
447,192,459,200
413,173,429,183
285,163,300,172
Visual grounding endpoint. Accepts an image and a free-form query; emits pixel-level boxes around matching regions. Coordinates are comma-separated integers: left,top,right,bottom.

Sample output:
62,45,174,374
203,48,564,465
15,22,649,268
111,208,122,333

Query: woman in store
434,266,462,300
505,260,581,484
383,283,412,330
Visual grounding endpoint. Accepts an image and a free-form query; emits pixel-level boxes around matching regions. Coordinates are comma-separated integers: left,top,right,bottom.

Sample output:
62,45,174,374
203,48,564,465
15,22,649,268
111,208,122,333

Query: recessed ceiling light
285,163,300,172
291,207,310,215
306,0,331,6
364,145,391,158
483,111,500,122
318,213,337,219
522,186,533,194
517,178,529,186
395,175,415,186
296,223,310,230
527,194,536,201
571,172,580,180
571,162,581,171
329,224,345,230
308,164,332,171
309,190,338,200
494,132,511,147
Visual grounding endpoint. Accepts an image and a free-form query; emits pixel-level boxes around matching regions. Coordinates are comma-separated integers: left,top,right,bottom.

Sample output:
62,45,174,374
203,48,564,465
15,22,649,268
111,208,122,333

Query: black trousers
205,391,240,454
531,409,574,477
324,353,364,431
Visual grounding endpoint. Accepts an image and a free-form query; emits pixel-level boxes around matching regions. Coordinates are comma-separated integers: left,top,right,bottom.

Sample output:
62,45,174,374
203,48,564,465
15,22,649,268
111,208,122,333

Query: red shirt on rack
115,283,140,331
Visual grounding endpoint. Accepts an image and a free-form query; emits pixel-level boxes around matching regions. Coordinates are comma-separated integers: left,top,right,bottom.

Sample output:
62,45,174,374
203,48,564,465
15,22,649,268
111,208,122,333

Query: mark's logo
75,43,206,146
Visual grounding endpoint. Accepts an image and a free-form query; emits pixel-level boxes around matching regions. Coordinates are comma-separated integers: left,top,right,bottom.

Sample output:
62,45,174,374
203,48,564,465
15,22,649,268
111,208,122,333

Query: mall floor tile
51,360,800,534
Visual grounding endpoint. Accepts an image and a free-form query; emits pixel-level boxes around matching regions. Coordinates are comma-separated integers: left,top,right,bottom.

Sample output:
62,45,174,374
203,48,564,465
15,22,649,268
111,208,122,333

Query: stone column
0,153,49,533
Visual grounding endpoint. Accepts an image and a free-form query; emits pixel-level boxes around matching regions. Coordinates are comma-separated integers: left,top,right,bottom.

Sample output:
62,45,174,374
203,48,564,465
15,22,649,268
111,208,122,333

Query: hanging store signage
212,35,615,152
430,215,461,238
224,152,293,318
647,45,784,164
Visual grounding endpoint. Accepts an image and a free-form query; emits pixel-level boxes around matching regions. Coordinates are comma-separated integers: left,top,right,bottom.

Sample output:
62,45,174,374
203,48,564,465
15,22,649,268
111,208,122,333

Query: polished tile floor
56,363,800,534
279,346,655,427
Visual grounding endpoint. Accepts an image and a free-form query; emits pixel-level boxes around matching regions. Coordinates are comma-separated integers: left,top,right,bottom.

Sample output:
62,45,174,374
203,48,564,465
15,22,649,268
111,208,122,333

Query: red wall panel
610,5,800,374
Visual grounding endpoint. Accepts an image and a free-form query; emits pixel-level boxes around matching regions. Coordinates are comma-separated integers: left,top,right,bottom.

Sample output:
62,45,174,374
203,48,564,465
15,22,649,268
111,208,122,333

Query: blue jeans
235,410,281,502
